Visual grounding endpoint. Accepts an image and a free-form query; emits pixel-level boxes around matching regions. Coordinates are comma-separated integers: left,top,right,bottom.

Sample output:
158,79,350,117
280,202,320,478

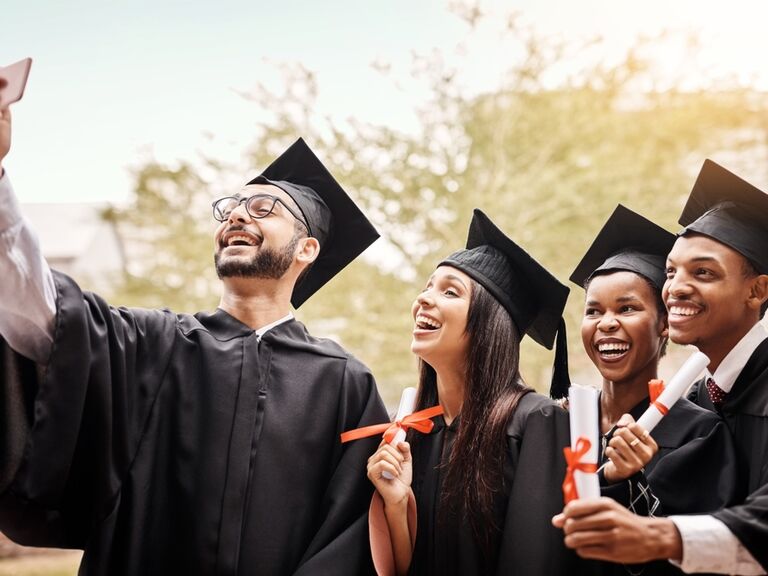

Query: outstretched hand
552,497,682,564
603,414,658,483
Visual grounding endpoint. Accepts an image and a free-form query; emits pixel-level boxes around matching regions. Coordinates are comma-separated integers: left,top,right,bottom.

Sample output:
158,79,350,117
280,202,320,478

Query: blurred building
19,202,125,292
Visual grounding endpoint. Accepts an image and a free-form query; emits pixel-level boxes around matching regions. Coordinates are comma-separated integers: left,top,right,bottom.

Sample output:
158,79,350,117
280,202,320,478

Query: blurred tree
103,15,768,406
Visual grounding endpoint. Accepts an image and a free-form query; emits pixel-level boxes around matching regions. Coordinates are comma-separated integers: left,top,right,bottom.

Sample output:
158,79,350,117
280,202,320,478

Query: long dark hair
413,278,531,550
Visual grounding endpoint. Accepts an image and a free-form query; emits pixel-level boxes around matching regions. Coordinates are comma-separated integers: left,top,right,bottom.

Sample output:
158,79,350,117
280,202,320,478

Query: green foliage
102,17,768,404
103,161,220,313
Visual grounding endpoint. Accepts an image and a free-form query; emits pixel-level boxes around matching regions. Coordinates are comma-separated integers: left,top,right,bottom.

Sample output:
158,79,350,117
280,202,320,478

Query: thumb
616,413,635,427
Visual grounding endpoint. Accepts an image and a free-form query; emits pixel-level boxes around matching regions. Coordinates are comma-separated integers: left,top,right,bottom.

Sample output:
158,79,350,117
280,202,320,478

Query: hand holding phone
0,58,33,108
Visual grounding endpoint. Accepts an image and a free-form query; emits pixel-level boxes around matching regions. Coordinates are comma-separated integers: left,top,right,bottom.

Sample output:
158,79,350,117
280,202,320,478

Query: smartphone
0,58,33,108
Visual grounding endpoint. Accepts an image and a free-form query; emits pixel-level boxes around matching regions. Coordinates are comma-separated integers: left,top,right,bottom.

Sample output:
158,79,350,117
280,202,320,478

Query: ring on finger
630,438,640,448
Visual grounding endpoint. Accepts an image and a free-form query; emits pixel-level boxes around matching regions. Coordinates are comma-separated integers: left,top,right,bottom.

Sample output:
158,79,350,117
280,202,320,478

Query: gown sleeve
293,358,388,576
0,271,178,549
0,173,57,364
712,442,768,571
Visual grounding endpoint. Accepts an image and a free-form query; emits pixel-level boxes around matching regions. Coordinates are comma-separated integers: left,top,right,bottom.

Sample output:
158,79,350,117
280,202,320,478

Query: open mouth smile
414,314,442,333
667,303,703,325
220,230,263,249
595,339,631,361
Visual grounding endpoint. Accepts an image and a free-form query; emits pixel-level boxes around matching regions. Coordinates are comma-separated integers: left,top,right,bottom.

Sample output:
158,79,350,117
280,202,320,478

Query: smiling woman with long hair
366,210,577,576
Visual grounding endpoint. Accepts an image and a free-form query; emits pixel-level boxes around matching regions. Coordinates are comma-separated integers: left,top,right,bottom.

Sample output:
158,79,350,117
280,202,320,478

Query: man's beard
215,234,299,280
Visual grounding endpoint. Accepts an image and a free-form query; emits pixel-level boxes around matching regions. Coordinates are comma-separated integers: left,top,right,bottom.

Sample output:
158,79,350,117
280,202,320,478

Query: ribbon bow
648,379,669,416
562,437,598,504
340,405,444,444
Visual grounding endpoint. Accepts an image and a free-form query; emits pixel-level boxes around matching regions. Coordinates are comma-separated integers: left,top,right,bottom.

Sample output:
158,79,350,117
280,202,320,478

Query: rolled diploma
636,351,710,433
382,387,418,480
569,385,601,500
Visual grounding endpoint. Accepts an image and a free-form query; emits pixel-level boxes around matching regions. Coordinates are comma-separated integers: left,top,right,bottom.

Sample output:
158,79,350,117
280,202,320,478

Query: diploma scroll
566,385,600,501
636,351,709,433
382,387,418,480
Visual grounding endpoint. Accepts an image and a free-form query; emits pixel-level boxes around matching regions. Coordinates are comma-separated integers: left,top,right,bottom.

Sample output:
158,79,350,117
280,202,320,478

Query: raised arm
0,106,56,363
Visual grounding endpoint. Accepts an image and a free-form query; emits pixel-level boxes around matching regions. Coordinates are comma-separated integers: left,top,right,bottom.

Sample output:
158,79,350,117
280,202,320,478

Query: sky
5,0,768,204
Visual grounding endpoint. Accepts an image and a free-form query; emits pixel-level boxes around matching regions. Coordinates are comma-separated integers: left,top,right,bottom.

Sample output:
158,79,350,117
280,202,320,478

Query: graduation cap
570,204,676,292
439,209,572,398
679,159,768,274
247,138,380,307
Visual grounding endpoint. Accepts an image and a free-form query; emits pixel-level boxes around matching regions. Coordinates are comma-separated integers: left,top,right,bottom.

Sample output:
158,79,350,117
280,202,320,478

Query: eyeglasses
212,194,309,232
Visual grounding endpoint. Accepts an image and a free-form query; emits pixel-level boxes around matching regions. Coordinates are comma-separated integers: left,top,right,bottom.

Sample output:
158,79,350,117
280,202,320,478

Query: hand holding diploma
602,414,658,483
365,388,415,507
344,386,441,501
552,497,683,563
365,390,415,549
598,352,707,483
367,438,413,508
382,387,418,479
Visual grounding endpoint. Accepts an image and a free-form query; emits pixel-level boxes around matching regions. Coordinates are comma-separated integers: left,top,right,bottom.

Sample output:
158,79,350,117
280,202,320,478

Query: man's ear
747,274,768,311
296,236,321,266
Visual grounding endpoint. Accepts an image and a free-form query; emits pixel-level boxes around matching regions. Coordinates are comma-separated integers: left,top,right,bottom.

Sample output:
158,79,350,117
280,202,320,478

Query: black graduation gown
688,338,768,571
0,271,388,576
407,391,585,576
595,396,738,576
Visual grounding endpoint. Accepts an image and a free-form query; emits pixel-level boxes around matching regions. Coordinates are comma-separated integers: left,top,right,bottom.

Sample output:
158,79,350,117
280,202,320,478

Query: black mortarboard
247,138,380,307
570,204,676,292
678,159,768,274
439,209,571,398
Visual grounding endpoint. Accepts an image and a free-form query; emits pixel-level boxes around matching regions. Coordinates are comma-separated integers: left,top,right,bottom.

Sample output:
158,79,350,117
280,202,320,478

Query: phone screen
0,58,33,108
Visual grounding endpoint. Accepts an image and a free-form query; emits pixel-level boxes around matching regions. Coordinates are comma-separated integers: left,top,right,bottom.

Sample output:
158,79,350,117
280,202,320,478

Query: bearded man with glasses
0,103,387,576
212,192,311,280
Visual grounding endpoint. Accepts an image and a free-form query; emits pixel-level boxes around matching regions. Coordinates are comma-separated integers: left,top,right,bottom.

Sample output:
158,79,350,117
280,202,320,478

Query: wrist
647,517,683,561
383,492,409,513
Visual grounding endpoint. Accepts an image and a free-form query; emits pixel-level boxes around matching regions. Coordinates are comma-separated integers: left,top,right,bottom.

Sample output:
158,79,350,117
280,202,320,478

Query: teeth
227,234,257,247
416,315,442,330
598,342,630,353
669,306,699,316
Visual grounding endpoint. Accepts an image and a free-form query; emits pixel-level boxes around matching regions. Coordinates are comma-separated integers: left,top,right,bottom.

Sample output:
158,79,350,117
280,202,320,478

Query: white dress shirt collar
705,322,768,393
255,313,294,340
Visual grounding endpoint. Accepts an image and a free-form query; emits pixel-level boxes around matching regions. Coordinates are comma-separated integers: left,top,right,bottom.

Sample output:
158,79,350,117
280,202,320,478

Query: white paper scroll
568,385,601,500
382,387,418,480
636,351,710,433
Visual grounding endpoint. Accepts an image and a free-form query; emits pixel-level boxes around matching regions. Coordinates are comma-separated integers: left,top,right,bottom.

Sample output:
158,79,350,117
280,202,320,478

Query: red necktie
706,377,727,409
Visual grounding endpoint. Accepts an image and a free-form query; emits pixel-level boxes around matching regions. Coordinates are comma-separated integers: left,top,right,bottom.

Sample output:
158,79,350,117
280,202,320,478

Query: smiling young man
0,105,388,575
556,160,768,575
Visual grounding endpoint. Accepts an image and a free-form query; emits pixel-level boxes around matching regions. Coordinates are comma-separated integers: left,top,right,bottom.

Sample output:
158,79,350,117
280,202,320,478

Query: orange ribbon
340,405,445,444
562,437,598,504
648,378,669,416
